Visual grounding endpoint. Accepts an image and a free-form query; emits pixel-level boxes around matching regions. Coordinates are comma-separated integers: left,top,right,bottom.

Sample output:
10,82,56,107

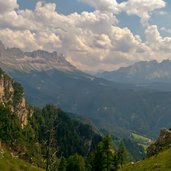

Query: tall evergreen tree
66,153,86,171
59,157,67,171
91,135,117,171
0,105,22,143
117,141,127,166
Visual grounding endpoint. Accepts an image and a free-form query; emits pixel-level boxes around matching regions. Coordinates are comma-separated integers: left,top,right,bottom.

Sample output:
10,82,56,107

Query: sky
0,0,171,71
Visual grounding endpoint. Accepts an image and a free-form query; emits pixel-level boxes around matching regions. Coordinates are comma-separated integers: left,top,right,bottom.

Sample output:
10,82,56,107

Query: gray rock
147,128,171,157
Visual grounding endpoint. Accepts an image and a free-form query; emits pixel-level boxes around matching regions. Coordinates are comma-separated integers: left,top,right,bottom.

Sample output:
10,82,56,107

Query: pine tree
117,141,127,166
0,105,22,143
66,153,86,171
91,135,117,171
59,157,67,171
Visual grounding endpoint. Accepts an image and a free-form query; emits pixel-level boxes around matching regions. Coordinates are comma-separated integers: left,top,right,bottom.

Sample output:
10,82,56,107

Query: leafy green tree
66,153,86,171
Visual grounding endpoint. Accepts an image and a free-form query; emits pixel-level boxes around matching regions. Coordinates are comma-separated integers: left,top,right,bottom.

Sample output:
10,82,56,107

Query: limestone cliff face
0,68,30,127
147,128,171,157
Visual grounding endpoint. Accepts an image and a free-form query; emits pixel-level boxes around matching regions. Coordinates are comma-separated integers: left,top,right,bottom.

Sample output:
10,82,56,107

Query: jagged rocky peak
25,50,57,58
147,128,171,157
0,68,30,127
6,47,24,57
0,40,77,72
98,59,171,83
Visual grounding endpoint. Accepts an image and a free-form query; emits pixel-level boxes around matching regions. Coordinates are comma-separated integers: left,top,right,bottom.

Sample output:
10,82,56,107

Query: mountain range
0,40,76,72
1,41,171,139
97,60,171,84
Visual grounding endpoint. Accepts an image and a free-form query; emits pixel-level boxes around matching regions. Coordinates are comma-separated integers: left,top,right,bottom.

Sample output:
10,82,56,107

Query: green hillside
7,69,171,138
120,147,171,171
0,146,44,171
131,133,152,150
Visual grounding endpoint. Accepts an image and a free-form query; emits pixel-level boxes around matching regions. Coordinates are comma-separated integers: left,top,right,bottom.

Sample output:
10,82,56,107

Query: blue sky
17,0,171,39
0,0,171,71
17,0,93,14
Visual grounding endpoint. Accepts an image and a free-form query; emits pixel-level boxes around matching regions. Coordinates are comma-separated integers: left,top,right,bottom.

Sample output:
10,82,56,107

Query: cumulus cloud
0,1,171,71
81,0,166,27
0,29,61,51
80,0,120,13
119,0,166,26
0,0,18,14
145,25,171,53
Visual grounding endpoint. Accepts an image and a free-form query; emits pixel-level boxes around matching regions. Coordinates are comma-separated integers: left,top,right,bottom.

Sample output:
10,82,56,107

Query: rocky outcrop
147,128,171,157
0,68,30,127
0,40,77,72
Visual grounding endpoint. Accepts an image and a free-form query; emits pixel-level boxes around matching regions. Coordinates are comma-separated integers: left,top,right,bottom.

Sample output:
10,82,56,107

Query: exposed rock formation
147,128,171,157
0,68,30,127
98,59,171,84
0,40,77,72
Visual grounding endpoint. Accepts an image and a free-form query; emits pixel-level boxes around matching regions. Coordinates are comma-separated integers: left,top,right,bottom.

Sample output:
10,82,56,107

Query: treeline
58,135,127,171
0,104,130,171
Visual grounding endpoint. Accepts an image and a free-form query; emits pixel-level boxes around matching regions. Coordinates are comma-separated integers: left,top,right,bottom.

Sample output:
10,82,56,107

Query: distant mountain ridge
0,41,77,72
2,41,171,139
97,60,171,84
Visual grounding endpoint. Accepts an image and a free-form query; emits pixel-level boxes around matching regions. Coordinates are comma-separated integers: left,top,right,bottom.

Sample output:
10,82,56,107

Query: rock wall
0,68,29,127
147,128,171,157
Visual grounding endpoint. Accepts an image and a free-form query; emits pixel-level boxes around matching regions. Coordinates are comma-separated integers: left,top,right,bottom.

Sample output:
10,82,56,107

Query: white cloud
146,25,171,51
0,0,18,14
160,27,171,34
0,1,171,71
80,0,120,13
81,0,166,27
119,0,166,26
0,28,62,51
0,29,38,50
145,25,171,61
145,25,161,44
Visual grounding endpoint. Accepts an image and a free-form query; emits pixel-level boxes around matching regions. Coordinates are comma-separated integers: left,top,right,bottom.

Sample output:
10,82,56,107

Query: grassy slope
131,133,152,150
0,147,44,171
131,133,151,143
120,147,171,171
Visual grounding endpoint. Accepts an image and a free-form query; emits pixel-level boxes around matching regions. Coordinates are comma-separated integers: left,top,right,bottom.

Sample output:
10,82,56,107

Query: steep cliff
0,68,30,127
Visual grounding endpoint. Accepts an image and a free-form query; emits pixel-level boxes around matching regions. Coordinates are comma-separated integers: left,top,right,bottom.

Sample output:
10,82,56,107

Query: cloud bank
0,0,170,71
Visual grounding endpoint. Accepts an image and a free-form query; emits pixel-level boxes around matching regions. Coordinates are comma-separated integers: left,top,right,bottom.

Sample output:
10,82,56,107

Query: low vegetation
120,147,171,171
0,103,130,170
0,145,44,171
131,132,152,150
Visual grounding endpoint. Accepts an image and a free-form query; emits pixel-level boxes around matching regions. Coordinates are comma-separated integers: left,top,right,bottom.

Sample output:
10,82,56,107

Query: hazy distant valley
1,41,171,139
2,0,171,170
